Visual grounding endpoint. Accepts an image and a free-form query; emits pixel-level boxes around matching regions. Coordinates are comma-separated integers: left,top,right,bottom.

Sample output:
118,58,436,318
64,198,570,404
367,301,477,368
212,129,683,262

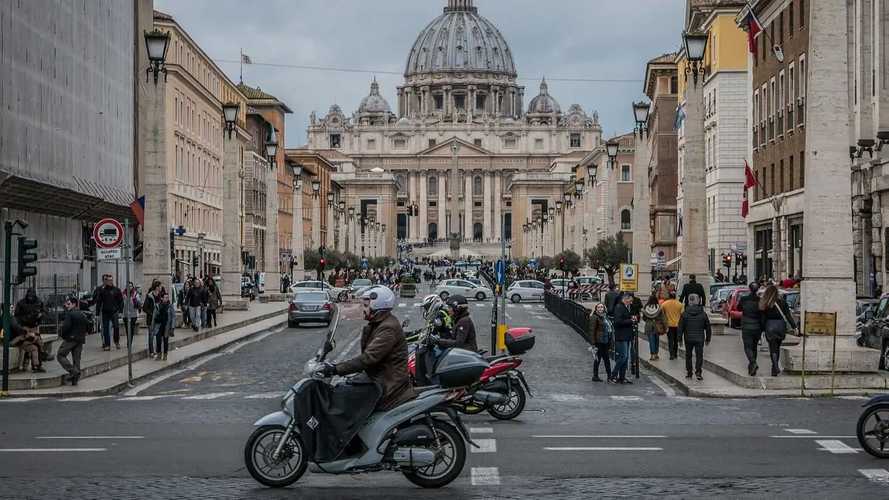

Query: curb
5,309,287,396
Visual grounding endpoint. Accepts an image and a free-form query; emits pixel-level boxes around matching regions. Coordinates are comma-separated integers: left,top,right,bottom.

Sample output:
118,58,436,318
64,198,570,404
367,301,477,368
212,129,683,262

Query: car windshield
876,297,889,319
783,293,800,309
295,291,328,302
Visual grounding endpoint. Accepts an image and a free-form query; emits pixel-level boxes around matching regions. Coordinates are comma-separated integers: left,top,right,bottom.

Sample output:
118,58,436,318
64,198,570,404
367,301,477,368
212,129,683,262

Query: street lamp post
144,28,170,84
631,100,654,296
288,163,305,282
556,200,564,254
606,140,620,170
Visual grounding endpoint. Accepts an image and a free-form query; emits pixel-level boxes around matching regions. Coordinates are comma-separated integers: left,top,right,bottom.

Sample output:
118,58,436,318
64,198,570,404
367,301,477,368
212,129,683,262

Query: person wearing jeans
186,279,205,332
611,293,638,384
152,289,173,361
57,297,87,385
677,293,712,380
641,295,667,361
122,282,141,348
587,303,613,382
94,274,123,350
660,293,683,360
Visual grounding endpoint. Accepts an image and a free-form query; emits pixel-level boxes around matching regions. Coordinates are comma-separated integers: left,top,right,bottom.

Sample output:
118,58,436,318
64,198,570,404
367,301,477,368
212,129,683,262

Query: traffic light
16,237,38,284
192,255,199,268
559,256,566,270
319,258,326,270
722,254,732,269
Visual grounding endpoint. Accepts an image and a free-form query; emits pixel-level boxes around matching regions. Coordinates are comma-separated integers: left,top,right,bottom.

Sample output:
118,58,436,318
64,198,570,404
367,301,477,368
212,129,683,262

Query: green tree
584,234,631,286
554,250,582,273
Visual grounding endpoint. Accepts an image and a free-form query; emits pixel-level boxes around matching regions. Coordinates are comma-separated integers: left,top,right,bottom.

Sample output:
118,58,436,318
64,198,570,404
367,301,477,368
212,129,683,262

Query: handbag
764,304,789,342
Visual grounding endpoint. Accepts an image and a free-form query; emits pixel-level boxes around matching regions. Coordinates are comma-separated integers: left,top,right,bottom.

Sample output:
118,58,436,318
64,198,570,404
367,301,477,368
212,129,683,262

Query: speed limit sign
93,218,124,249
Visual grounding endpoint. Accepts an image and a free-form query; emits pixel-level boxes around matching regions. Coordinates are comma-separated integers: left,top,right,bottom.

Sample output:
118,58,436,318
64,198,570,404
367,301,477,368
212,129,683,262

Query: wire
214,58,642,83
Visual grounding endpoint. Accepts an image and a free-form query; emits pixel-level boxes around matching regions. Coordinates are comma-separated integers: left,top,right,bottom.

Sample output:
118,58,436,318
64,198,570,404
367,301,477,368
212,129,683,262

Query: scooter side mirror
402,319,410,328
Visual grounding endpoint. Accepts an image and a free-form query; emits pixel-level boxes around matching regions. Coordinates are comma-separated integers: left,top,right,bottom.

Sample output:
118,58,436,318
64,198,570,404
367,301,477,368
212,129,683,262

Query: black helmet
447,295,469,309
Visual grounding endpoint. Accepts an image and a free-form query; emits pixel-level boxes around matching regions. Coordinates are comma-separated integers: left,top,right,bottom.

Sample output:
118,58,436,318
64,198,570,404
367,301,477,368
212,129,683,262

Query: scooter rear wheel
858,404,889,459
488,379,526,420
245,425,308,488
402,420,466,488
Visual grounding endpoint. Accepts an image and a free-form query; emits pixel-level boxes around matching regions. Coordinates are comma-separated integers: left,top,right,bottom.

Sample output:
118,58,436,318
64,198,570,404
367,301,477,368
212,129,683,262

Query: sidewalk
639,332,889,398
3,302,287,395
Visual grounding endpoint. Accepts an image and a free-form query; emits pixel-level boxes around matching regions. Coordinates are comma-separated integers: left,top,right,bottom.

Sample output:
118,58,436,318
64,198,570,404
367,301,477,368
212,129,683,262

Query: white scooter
244,312,487,488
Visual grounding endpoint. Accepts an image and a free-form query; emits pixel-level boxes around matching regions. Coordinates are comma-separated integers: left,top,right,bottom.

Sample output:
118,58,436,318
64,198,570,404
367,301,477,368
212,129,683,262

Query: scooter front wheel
402,420,466,488
488,379,526,420
245,425,308,488
858,404,889,459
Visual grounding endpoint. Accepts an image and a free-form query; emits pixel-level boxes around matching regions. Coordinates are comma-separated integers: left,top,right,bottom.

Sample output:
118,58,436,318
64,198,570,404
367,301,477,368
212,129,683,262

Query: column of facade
493,172,502,242
350,213,358,255
418,170,428,242
482,172,492,242
678,78,710,294
464,173,473,241
326,200,335,253
408,171,418,241
337,211,346,253
264,168,281,293
438,176,446,241
422,86,430,116
311,194,321,250
143,76,172,292
291,184,305,281
443,86,452,116
405,87,414,117
222,133,246,304
632,134,653,298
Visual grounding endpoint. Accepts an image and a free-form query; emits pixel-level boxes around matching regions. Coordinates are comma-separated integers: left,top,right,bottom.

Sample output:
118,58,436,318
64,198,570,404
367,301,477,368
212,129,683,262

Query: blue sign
361,258,369,270
495,260,506,284
528,258,538,270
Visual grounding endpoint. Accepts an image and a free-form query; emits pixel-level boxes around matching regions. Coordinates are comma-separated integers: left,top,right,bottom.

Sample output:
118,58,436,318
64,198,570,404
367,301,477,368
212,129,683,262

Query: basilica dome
405,0,517,78
527,78,560,114
358,78,391,114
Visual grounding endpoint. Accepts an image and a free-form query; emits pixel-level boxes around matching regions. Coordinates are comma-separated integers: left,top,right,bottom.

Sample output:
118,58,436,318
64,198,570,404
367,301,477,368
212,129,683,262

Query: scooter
244,311,483,489
857,395,889,458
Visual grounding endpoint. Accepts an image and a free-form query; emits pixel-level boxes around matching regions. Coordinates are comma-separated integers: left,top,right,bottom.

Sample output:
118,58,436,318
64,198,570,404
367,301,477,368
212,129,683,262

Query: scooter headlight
281,390,295,416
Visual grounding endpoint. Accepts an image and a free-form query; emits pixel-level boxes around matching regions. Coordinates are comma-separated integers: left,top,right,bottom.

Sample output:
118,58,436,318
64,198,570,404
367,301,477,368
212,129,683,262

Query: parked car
506,280,546,303
709,282,735,301
349,278,373,292
723,287,751,329
433,279,493,301
288,290,335,327
289,280,348,302
858,298,880,325
575,276,604,286
859,293,889,370
711,286,745,314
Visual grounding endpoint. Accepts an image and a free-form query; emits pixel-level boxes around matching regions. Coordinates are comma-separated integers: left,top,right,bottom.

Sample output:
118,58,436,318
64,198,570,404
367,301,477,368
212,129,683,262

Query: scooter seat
483,354,512,362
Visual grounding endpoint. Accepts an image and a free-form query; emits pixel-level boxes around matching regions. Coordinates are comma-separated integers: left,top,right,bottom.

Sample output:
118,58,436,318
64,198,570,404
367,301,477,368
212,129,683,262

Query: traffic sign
619,263,639,292
495,260,506,284
93,218,124,249
97,248,122,261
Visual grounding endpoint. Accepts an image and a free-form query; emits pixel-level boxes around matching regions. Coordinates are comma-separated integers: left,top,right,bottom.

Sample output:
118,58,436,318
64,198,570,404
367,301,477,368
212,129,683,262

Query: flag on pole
741,161,758,218
129,196,145,226
741,8,763,54
241,53,252,65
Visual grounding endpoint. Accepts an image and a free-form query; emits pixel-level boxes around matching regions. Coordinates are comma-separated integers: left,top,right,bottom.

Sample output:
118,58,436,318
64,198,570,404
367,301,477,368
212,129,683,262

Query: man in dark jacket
734,283,763,375
94,274,123,350
435,295,478,353
604,285,621,316
679,274,707,306
677,293,712,380
57,296,88,385
322,286,416,411
185,279,205,331
611,293,637,383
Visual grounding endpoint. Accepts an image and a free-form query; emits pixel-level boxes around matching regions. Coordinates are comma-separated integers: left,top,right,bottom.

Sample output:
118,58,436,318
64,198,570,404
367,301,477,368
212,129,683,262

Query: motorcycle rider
421,294,452,338
318,286,416,411
433,295,478,353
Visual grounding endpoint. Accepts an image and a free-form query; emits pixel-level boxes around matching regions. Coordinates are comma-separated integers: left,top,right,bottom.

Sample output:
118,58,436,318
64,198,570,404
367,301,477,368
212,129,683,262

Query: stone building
303,0,602,258
742,0,809,283
644,53,680,275
0,0,148,292
577,134,636,253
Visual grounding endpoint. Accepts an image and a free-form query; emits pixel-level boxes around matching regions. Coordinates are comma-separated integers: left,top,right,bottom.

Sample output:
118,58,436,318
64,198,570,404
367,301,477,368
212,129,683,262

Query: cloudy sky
155,0,686,146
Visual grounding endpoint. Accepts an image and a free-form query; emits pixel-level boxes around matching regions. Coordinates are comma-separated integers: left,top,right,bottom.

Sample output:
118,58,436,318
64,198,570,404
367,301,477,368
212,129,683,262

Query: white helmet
359,285,396,312
421,294,443,321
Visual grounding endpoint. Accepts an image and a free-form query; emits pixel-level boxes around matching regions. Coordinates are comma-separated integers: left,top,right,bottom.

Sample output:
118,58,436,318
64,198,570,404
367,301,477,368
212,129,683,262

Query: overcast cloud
154,0,686,146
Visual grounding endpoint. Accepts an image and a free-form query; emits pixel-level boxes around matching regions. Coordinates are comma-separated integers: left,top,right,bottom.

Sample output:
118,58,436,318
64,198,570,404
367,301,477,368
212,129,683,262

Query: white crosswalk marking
816,440,858,454
470,427,494,434
471,467,501,486
182,392,237,400
859,469,889,484
523,304,532,309
544,447,663,451
611,395,642,401
60,396,111,402
121,396,170,401
397,303,407,308
244,392,282,400
785,429,817,435
471,439,497,453
0,398,45,402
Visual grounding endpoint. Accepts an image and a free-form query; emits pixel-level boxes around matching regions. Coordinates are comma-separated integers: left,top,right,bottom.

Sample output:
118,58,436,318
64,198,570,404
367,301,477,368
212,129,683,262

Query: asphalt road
1,285,887,499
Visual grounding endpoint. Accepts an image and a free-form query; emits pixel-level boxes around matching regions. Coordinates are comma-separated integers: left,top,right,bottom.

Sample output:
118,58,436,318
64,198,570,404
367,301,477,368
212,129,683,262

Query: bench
12,333,59,372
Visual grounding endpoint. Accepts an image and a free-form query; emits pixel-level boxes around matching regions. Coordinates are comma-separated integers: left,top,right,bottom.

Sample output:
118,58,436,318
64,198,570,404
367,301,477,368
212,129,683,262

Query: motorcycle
244,311,484,489
407,323,535,420
857,395,889,458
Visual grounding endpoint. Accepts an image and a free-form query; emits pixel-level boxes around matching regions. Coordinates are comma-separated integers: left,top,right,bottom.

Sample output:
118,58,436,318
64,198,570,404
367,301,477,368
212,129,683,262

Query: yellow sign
804,311,837,336
619,263,639,293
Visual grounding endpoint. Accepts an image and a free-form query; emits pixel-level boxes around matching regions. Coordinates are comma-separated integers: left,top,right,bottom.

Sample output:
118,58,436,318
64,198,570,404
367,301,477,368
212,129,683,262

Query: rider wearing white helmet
319,286,416,410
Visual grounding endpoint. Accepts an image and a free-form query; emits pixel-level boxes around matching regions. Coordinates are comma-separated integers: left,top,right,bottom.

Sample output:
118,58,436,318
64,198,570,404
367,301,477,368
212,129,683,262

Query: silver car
288,280,349,302
288,290,335,327
433,279,493,301
506,280,546,303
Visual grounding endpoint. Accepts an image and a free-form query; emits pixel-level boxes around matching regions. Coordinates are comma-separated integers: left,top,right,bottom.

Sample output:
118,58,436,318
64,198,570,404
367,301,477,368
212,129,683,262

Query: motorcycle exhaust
473,390,508,405
393,447,437,467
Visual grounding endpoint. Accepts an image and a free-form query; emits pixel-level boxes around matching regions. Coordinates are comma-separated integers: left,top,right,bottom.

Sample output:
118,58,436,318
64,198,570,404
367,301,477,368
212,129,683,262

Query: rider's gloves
430,334,442,346
318,362,338,377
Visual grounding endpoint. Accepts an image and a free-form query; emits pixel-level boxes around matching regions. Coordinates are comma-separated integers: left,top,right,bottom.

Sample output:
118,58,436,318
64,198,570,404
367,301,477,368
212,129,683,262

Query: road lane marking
471,439,497,453
839,396,869,400
544,447,663,451
470,427,494,434
859,469,889,484
648,375,677,397
815,440,858,454
36,436,143,440
611,396,642,401
121,395,171,401
398,303,407,308
785,429,817,435
471,467,501,486
522,304,532,309
549,394,585,402
244,392,282,399
182,392,237,400
533,435,667,439
223,326,285,354
0,448,107,452
0,398,45,402
60,396,111,402
770,435,855,439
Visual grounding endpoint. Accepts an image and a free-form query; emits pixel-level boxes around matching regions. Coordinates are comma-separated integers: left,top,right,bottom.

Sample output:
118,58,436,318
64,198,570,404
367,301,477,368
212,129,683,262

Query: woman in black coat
760,285,797,377
734,283,764,376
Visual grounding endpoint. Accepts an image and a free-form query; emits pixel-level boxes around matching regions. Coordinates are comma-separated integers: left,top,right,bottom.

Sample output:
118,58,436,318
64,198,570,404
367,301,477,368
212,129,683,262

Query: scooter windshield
303,308,341,376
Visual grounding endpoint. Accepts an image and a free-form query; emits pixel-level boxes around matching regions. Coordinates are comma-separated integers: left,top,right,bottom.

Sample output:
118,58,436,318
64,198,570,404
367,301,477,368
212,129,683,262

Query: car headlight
281,390,295,416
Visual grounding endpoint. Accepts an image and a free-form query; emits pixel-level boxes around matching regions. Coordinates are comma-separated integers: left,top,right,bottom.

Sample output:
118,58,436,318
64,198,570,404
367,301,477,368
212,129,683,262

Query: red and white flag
741,8,764,54
741,161,758,218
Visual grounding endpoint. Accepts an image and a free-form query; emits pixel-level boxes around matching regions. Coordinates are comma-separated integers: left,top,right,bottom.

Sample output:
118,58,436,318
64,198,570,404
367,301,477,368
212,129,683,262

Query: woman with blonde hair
759,285,797,376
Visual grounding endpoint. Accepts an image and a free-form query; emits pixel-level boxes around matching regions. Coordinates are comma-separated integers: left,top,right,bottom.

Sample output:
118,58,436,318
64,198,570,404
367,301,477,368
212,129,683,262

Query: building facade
303,0,602,258
742,0,809,283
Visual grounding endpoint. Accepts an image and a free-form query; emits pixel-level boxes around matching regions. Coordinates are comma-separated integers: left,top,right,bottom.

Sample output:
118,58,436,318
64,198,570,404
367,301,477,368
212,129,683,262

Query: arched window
473,175,483,196
621,209,632,231
428,175,438,195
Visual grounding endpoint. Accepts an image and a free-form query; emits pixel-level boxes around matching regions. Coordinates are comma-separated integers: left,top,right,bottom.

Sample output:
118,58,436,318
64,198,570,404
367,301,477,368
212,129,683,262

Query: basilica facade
304,0,602,256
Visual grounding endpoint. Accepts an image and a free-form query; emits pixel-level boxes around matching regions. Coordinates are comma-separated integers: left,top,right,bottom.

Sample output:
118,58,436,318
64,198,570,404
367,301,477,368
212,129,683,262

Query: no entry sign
93,218,124,249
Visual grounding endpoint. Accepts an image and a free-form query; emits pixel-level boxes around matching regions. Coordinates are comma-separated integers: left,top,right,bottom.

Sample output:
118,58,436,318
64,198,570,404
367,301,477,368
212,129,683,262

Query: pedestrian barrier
544,292,591,336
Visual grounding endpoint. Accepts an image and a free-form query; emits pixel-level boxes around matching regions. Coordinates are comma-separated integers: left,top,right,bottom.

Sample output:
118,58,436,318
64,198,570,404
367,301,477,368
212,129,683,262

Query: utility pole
124,219,133,385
